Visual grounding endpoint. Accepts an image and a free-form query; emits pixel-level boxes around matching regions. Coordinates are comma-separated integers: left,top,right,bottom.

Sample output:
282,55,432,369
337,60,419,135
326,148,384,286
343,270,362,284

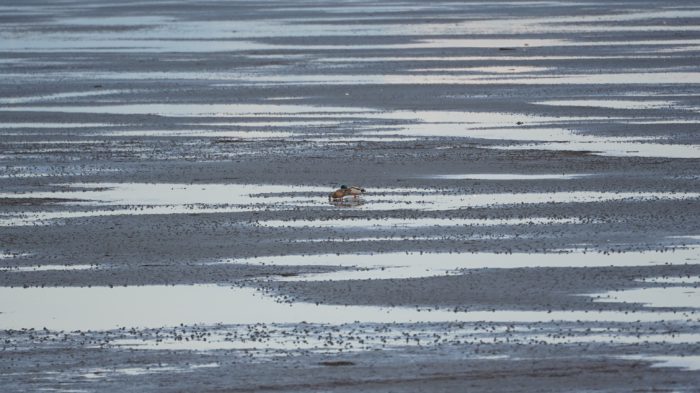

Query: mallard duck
329,184,366,201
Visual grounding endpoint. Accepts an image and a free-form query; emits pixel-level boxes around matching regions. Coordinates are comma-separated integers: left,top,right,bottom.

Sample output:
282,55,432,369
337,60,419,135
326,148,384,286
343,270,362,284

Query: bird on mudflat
328,184,365,201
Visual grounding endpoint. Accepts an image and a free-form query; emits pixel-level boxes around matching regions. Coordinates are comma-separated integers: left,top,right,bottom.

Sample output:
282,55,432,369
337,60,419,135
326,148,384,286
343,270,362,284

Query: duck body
346,186,365,197
329,189,346,200
329,185,366,201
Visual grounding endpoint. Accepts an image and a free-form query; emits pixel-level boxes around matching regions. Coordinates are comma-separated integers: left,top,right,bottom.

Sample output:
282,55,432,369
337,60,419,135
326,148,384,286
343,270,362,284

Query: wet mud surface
1,0,699,391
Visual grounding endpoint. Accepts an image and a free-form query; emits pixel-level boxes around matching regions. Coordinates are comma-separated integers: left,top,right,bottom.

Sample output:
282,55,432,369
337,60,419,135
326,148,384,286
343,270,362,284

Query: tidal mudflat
1,0,699,392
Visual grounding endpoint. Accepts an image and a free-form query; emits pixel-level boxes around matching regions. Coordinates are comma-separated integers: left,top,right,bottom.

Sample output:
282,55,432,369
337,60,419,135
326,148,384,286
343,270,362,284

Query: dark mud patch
266,264,700,312
320,361,356,367
0,263,347,288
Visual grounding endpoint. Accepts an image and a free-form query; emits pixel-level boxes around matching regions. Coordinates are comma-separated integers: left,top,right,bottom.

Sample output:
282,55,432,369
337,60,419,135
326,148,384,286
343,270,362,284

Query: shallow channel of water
0,285,696,331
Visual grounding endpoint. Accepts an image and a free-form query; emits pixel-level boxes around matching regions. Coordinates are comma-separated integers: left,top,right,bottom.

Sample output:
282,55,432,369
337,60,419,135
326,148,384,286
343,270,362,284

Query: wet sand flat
1,0,699,392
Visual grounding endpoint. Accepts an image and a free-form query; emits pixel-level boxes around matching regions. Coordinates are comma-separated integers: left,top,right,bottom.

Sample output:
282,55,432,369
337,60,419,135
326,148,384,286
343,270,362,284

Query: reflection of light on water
214,72,700,85
0,89,130,104
1,183,698,226
316,55,692,62
4,140,106,145
0,183,328,206
288,234,515,245
6,70,700,84
366,126,643,140
1,285,697,331
0,103,378,116
114,328,700,352
258,217,585,229
187,120,341,127
59,16,173,26
411,66,552,74
6,35,700,53
426,173,589,180
1,101,694,159
97,130,296,138
0,264,96,273
0,252,30,259
74,362,219,381
2,183,698,226
534,99,681,110
212,247,700,281
0,123,113,128
5,6,700,51
593,287,700,308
